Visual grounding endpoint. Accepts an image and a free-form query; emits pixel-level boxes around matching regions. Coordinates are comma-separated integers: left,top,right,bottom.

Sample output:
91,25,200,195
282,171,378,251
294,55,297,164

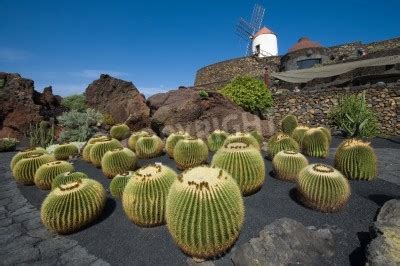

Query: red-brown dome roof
253,26,275,38
288,37,322,52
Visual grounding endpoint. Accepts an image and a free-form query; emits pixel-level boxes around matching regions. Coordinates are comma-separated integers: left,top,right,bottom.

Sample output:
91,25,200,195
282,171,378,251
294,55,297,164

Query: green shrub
0,138,18,152
328,91,379,138
26,121,55,148
0,79,5,88
61,94,86,112
198,90,209,98
220,76,273,113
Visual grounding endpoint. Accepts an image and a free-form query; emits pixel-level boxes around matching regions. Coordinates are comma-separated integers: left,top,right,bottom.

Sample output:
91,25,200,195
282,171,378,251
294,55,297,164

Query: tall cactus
267,132,299,160
34,161,74,190
13,153,54,185
110,172,134,198
51,172,89,190
135,134,164,159
101,148,137,178
281,114,298,135
223,132,260,150
54,143,79,160
272,150,308,182
89,137,123,167
173,137,208,170
110,123,131,140
166,131,190,158
292,126,310,148
302,128,330,158
127,131,148,151
10,147,47,171
207,130,229,152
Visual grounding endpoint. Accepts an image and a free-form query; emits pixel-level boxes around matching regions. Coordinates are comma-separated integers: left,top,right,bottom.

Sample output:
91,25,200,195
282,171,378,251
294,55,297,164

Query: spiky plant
101,148,137,178
173,137,208,170
302,128,330,158
296,164,351,212
207,130,229,152
41,178,106,234
89,137,123,167
51,171,88,190
166,166,244,259
249,130,263,145
135,134,164,159
34,161,74,190
110,171,133,198
82,136,108,162
318,126,332,144
166,131,190,158
110,123,131,140
281,114,298,135
272,150,308,182
10,147,47,171
127,131,148,151
13,153,54,185
53,143,79,160
266,132,299,160
291,126,310,147
122,164,177,227
334,139,377,180
223,132,260,150
211,142,265,195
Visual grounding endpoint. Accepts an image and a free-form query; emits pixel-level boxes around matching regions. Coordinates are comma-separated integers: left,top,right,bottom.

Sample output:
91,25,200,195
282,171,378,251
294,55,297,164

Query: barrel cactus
90,137,123,167
292,126,310,148
110,171,133,198
110,123,131,140
272,150,308,182
223,132,260,150
101,147,137,178
296,164,351,212
41,178,106,234
51,171,89,190
266,132,299,160
127,131,148,151
302,128,330,158
281,114,298,135
34,161,74,190
135,134,164,159
10,147,47,171
166,166,244,259
13,153,54,185
249,130,263,145
166,131,190,158
318,126,332,144
211,142,265,195
173,137,208,170
82,136,108,162
334,139,377,180
54,143,79,160
207,130,228,152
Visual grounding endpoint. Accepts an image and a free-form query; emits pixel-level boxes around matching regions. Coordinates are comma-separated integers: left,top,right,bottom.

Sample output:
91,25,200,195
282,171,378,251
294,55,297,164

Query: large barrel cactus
101,148,137,178
135,134,164,159
292,126,310,147
302,128,330,158
110,171,134,198
54,143,79,160
166,166,244,259
51,171,89,190
334,139,377,180
281,114,298,135
13,153,54,185
34,161,74,190
207,130,228,152
110,123,131,140
266,132,299,160
41,178,106,234
166,131,190,158
211,142,265,195
296,164,351,212
90,137,123,167
223,132,260,150
272,150,308,182
10,147,47,171
173,137,208,170
82,136,108,162
122,164,177,226
127,131,148,151
318,126,332,144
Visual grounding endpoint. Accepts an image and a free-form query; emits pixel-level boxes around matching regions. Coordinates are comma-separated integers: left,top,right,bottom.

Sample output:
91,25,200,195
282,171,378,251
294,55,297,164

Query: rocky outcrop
85,74,150,131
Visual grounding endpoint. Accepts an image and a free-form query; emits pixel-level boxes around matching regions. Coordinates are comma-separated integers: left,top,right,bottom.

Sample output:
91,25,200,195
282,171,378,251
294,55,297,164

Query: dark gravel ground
12,137,400,265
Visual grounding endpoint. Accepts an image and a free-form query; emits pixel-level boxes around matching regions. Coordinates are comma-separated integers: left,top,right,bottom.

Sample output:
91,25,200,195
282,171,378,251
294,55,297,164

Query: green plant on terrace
26,121,55,148
198,90,209,98
61,94,86,112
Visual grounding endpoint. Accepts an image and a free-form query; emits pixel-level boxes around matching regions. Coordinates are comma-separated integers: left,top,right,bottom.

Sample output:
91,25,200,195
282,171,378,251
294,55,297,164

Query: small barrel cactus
90,137,123,167
110,171,133,198
101,147,137,178
34,161,74,190
54,143,79,160
223,132,260,150
122,164,177,226
281,114,298,135
41,178,106,234
211,142,265,195
249,130,263,145
334,139,377,180
272,150,308,182
110,123,131,140
166,131,190,158
302,128,330,158
267,133,299,160
135,134,164,159
291,126,310,148
10,147,47,171
166,166,244,259
82,136,108,162
13,153,54,185
173,137,208,170
51,171,89,190
127,131,148,151
207,130,228,152
296,164,351,212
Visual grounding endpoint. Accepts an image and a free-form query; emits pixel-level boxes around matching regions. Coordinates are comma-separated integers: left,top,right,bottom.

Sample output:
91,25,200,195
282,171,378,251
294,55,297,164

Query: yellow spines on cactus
173,137,208,170
110,171,133,198
34,161,74,190
249,130,263,145
165,131,190,158
122,164,177,226
53,143,79,160
10,147,46,171
166,166,244,259
51,172,88,190
101,148,137,178
223,132,260,150
207,129,228,152
302,128,330,158
110,123,131,140
272,150,308,182
127,131,148,151
82,136,108,162
281,114,298,135
317,126,332,144
13,153,54,185
292,126,310,147
135,134,164,159
334,139,377,180
211,142,265,195
267,132,299,160
89,137,123,167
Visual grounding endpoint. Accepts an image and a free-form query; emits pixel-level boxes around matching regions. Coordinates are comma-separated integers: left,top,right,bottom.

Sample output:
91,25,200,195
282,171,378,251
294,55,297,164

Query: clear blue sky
1,0,399,97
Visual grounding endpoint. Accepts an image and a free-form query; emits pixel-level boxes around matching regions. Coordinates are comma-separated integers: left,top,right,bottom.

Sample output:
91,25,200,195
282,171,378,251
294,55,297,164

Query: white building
252,26,278,57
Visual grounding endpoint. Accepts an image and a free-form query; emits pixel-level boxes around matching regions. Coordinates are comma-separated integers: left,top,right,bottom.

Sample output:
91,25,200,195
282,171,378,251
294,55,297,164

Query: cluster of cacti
13,153,54,185
291,126,310,147
173,137,208,170
122,164,177,226
281,114,298,135
135,134,164,159
127,131,148,151
90,137,123,167
110,124,131,140
82,136,108,162
54,143,79,160
272,150,308,182
41,178,106,234
110,172,133,198
302,128,330,158
249,130,263,145
223,132,260,150
10,147,47,171
34,161,74,190
334,139,377,180
211,142,265,195
166,132,190,158
318,126,332,144
166,166,244,259
207,130,228,152
51,171,89,190
101,148,137,178
266,133,299,160
296,164,351,212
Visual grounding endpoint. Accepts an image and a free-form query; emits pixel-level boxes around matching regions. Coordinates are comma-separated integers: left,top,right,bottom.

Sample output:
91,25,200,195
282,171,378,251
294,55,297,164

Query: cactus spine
166,131,190,158
173,137,208,170
110,123,131,140
34,161,74,190
53,143,79,160
127,131,148,151
51,172,89,190
272,150,308,182
267,133,299,160
302,128,330,158
82,136,108,162
223,132,260,150
281,114,298,135
291,126,310,148
101,148,137,178
13,153,54,185
207,130,228,152
110,172,133,198
89,137,123,167
135,134,164,159
10,147,46,171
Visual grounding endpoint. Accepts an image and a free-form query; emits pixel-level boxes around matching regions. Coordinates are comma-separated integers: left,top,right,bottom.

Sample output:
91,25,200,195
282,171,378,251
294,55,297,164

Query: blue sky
1,0,399,97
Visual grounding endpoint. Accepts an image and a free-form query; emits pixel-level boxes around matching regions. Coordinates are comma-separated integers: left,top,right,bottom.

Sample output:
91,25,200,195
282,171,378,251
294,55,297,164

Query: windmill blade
250,3,265,33
235,17,255,40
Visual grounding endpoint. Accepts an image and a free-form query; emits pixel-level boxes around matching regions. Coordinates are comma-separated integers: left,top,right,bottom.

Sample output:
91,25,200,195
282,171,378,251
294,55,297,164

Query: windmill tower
236,3,278,57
